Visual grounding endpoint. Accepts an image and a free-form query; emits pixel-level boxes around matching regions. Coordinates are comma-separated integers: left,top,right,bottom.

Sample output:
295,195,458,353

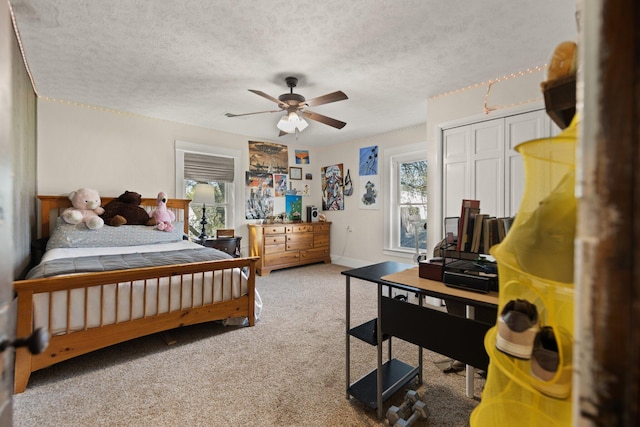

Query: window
175,141,241,240
385,144,427,256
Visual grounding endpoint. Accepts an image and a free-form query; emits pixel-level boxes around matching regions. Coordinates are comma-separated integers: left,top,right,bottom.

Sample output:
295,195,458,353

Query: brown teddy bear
101,190,156,227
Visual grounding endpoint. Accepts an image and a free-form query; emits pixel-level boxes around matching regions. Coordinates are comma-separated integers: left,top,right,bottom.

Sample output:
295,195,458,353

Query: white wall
37,70,547,267
36,99,321,254
314,124,427,268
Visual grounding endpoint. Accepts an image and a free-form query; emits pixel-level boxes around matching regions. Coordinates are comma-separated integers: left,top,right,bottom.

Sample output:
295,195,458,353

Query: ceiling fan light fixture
277,111,308,133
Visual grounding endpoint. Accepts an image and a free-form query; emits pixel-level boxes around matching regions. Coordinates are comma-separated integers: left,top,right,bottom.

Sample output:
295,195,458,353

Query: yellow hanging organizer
470,117,577,427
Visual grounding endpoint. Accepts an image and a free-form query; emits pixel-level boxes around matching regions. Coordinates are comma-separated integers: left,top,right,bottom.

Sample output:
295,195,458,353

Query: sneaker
496,299,540,358
531,326,572,399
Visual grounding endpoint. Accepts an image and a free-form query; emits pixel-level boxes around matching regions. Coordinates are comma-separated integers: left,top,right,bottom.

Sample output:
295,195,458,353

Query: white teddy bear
61,188,105,230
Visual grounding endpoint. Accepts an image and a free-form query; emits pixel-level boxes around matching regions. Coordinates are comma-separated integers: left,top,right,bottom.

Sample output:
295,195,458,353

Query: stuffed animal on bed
149,192,175,231
100,190,156,227
62,188,105,230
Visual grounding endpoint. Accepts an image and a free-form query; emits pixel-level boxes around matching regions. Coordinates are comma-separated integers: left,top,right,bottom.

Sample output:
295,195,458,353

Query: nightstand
194,236,242,258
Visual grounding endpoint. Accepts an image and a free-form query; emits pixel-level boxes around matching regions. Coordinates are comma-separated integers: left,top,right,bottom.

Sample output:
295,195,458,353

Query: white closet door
471,119,504,217
442,126,470,218
504,110,550,216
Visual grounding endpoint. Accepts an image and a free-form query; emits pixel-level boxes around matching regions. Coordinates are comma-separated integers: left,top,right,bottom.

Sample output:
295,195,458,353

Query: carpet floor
13,263,484,426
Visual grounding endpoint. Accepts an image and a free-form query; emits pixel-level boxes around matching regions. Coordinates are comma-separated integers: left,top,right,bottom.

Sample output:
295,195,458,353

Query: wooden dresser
248,222,331,275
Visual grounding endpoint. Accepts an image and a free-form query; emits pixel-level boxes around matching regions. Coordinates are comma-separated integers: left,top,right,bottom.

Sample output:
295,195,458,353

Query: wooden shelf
541,74,576,129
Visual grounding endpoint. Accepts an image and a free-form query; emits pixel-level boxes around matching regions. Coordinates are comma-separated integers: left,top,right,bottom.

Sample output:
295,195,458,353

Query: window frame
383,142,428,257
175,141,242,232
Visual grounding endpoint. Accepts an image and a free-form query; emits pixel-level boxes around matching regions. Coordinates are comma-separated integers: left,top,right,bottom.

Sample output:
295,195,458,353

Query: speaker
307,206,319,222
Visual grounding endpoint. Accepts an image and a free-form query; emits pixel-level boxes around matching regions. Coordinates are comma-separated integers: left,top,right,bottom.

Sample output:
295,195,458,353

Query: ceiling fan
225,76,348,136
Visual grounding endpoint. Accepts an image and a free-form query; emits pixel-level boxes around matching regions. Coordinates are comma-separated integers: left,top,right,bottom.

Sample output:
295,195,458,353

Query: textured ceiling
10,0,577,147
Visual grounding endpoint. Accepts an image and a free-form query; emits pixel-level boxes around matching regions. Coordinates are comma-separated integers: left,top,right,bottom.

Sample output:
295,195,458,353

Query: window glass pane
186,179,227,239
399,160,427,204
399,205,427,250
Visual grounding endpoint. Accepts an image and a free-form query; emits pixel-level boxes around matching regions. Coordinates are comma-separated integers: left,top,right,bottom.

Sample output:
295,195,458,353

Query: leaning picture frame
289,167,302,180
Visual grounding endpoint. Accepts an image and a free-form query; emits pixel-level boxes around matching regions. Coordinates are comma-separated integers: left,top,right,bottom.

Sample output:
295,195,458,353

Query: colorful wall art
359,145,378,176
321,163,344,211
245,171,274,219
249,141,289,173
295,150,310,164
285,195,302,221
359,175,380,209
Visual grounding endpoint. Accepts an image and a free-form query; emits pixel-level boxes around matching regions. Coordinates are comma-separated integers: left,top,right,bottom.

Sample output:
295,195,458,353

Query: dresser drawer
314,233,329,247
263,226,286,235
300,247,330,261
264,243,286,254
264,251,300,267
313,223,331,233
264,234,286,245
291,224,313,233
286,233,313,250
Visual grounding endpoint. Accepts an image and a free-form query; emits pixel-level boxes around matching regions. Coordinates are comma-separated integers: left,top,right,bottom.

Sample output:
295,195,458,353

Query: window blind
184,152,234,183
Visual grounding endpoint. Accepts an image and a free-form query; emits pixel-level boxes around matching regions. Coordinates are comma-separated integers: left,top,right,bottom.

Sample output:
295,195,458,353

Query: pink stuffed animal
149,192,175,231
62,188,105,230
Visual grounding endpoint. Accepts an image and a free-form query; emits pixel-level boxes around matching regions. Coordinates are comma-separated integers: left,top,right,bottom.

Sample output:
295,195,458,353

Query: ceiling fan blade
278,130,289,137
304,91,348,107
225,109,281,118
248,89,288,108
301,110,346,129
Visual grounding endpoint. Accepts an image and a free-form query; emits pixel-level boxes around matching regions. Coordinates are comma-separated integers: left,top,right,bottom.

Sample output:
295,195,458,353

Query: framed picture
289,167,302,180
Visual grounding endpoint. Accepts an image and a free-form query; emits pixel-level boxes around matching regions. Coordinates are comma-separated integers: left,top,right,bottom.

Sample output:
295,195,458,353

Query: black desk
343,261,498,418
342,261,419,419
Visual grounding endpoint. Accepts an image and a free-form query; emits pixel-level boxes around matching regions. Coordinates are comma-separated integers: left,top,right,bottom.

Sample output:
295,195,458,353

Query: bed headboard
38,195,191,238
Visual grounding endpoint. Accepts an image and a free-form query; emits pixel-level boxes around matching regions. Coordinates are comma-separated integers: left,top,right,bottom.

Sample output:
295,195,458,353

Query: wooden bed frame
13,195,258,393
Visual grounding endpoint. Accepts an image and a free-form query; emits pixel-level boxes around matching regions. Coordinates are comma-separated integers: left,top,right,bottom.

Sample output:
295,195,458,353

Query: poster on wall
274,173,287,197
321,163,344,211
359,145,378,176
295,150,310,164
285,195,302,221
245,171,274,219
248,141,288,173
359,175,380,210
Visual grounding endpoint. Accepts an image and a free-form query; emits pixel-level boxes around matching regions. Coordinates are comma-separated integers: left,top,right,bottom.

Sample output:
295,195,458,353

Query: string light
429,65,548,107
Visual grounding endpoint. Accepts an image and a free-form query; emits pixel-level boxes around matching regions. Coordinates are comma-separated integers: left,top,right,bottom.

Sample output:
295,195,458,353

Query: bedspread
26,247,232,279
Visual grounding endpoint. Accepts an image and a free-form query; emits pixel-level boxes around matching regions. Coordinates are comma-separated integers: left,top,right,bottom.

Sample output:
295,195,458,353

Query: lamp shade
277,111,309,134
191,183,216,205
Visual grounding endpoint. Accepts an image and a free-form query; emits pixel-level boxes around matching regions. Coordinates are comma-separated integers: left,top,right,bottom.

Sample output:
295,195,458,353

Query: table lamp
191,183,216,239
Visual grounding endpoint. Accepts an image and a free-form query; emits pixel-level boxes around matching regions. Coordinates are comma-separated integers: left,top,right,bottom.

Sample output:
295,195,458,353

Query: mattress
30,241,249,335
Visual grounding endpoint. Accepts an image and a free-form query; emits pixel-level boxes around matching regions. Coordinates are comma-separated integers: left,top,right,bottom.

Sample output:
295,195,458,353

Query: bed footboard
13,256,258,393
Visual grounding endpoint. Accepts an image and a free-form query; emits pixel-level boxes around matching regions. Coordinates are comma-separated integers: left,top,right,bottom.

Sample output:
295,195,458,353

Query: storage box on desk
418,260,444,280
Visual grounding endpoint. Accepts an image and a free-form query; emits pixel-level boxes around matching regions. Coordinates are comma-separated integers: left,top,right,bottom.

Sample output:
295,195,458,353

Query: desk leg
345,276,351,400
376,282,383,419
465,304,475,398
